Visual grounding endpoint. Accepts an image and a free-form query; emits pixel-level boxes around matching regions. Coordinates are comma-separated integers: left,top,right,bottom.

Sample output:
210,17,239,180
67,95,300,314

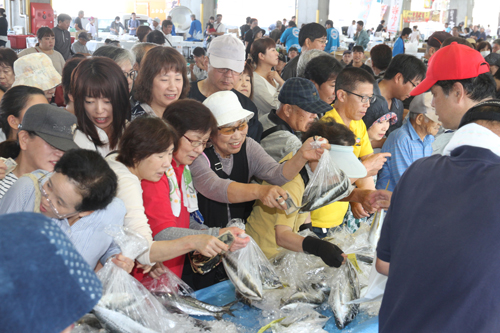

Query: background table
194,280,379,332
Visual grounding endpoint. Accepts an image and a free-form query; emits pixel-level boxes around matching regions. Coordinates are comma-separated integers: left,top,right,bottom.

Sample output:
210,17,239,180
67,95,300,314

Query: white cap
154,17,161,23
207,35,245,73
409,92,441,124
329,144,367,178
203,91,254,127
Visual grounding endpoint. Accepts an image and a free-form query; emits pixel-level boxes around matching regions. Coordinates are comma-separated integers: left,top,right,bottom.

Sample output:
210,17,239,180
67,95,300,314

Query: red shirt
137,160,190,279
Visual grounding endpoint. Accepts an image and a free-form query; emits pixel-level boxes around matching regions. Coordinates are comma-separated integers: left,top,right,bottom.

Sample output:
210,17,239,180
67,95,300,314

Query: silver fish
368,209,385,250
93,306,160,333
258,263,284,290
280,302,319,311
300,171,353,212
223,253,263,300
328,261,360,329
281,287,325,306
280,310,329,328
76,314,103,330
152,291,236,320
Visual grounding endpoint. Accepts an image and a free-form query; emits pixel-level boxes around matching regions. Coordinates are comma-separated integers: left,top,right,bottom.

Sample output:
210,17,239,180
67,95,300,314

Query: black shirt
0,17,7,37
281,54,300,80
346,62,375,77
188,81,263,142
74,17,83,30
244,29,254,44
240,24,250,39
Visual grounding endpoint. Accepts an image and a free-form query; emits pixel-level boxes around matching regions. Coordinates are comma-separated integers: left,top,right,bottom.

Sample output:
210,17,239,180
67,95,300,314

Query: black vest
196,141,254,228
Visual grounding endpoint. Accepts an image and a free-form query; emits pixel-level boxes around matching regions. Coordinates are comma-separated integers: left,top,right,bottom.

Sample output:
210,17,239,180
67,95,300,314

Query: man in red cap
410,42,496,154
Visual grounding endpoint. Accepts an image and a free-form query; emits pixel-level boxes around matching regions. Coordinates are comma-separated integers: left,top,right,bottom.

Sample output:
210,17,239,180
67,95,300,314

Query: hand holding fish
351,202,371,219
296,136,331,162
366,189,392,210
110,253,135,273
361,152,391,177
220,227,250,251
258,185,289,209
192,234,229,258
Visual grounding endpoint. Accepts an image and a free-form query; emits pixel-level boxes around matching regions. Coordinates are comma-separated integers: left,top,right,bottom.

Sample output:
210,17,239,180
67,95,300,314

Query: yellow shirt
246,153,308,258
310,108,373,229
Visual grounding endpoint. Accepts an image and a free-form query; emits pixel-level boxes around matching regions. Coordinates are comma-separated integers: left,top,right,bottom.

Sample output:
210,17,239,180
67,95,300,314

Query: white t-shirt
86,23,96,38
73,126,111,158
410,30,420,43
252,73,280,117
215,22,226,35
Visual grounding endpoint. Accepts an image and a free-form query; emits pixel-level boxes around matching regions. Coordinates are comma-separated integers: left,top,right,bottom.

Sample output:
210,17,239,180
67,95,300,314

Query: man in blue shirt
392,27,411,56
354,20,369,49
376,92,440,191
128,12,139,36
280,20,301,53
167,15,176,35
324,20,340,53
376,101,500,332
187,14,202,41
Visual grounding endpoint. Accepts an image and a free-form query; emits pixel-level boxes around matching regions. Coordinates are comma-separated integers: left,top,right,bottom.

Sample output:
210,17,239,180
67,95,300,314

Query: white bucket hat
12,53,61,91
329,144,367,178
207,35,245,73
203,91,254,127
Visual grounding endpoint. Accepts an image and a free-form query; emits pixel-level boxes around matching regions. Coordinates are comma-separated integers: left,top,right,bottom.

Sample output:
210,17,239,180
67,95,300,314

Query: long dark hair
70,57,130,149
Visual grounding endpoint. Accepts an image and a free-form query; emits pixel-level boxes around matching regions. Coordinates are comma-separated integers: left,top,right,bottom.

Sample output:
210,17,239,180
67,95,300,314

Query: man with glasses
188,34,263,142
281,23,328,80
313,67,391,237
376,93,440,192
0,148,134,273
370,54,427,136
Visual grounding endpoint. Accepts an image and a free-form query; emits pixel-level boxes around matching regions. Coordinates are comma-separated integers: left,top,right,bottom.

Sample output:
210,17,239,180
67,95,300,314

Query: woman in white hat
11,52,61,103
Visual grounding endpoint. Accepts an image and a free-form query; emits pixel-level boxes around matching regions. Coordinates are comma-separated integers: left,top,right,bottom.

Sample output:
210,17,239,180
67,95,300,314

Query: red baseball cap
411,42,490,96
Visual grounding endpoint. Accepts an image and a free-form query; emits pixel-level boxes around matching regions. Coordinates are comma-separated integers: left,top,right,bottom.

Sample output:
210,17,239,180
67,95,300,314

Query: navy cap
278,77,332,114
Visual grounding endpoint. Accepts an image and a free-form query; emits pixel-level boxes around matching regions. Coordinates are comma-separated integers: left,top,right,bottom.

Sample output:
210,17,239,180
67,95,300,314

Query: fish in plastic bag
328,260,360,329
271,306,329,332
93,226,193,333
300,147,353,212
223,233,282,301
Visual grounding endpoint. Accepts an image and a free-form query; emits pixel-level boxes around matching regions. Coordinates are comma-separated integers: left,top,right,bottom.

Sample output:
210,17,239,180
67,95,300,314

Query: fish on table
93,306,160,333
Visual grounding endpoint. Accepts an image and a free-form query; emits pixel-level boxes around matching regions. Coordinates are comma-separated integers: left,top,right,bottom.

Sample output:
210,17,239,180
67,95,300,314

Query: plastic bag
94,226,187,333
348,262,387,304
271,307,329,333
300,148,353,212
188,230,235,274
327,260,360,329
223,233,282,301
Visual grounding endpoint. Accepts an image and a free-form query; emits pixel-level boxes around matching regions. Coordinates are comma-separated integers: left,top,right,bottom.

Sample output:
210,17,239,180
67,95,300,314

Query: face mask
480,50,490,57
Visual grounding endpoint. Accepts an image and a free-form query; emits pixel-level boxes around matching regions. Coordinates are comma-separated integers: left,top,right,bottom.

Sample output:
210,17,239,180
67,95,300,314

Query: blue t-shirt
376,120,434,191
325,27,340,53
187,19,202,41
280,27,301,52
377,146,500,332
392,37,404,56
128,19,139,35
171,23,176,36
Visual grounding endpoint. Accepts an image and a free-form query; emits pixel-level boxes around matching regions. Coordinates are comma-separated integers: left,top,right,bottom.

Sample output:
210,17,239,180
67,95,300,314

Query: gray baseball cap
18,104,79,151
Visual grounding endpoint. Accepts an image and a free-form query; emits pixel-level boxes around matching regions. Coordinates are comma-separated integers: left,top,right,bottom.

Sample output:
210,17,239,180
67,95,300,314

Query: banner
423,0,433,9
402,10,441,23
447,9,457,27
387,0,403,33
381,5,388,19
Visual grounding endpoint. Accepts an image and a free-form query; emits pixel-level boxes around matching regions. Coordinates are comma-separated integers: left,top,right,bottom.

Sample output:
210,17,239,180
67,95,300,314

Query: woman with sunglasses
132,46,189,119
0,148,134,273
192,91,327,235
138,100,249,286
71,57,130,158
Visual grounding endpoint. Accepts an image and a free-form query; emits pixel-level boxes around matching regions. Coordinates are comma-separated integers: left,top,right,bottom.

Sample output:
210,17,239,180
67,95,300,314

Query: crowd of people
1,9,500,333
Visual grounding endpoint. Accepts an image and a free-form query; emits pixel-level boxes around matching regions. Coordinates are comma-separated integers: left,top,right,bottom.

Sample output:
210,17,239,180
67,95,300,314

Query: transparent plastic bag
271,307,329,333
328,260,360,329
300,148,353,212
94,226,188,333
223,233,282,301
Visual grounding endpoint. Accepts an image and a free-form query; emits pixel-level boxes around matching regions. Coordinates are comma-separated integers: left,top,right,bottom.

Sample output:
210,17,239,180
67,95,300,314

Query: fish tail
222,300,238,317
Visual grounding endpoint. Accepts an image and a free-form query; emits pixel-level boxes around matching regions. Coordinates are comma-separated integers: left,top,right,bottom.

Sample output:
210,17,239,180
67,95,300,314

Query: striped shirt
0,172,18,200
376,120,434,192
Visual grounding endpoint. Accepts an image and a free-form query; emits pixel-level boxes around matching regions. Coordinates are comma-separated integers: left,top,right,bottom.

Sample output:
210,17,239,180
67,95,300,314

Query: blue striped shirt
376,121,434,191
0,170,125,268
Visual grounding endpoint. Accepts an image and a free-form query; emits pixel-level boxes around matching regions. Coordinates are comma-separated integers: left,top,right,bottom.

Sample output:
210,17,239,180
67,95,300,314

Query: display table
194,280,379,332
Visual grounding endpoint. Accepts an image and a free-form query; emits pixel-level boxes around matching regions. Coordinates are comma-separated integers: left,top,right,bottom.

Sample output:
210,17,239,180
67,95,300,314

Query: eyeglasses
343,90,376,103
124,70,138,80
218,121,248,135
183,135,208,148
38,173,79,219
408,79,417,88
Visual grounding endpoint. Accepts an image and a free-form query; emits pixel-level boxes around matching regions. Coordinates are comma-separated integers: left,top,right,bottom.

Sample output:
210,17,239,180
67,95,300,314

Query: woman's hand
297,136,330,162
111,253,135,273
258,185,289,210
149,262,167,280
192,234,228,257
219,227,250,251
268,71,285,87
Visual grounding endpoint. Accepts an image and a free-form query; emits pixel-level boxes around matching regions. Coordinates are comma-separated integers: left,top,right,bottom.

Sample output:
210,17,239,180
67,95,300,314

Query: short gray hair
131,42,157,66
93,46,135,68
297,49,327,78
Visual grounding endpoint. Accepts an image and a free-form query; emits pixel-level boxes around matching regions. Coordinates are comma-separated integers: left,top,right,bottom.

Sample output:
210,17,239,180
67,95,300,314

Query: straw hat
12,53,61,91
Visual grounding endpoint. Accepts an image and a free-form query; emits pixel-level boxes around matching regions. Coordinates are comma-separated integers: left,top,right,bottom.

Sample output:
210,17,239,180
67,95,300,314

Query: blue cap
278,77,332,114
0,213,102,332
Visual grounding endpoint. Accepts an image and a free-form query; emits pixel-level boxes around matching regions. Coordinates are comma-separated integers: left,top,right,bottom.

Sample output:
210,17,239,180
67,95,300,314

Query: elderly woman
303,54,344,105
106,116,230,276
18,27,66,75
191,91,326,229
140,99,249,288
132,46,189,119
0,86,47,142
93,46,136,93
12,53,61,103
0,48,17,92
71,57,130,157
250,37,284,117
